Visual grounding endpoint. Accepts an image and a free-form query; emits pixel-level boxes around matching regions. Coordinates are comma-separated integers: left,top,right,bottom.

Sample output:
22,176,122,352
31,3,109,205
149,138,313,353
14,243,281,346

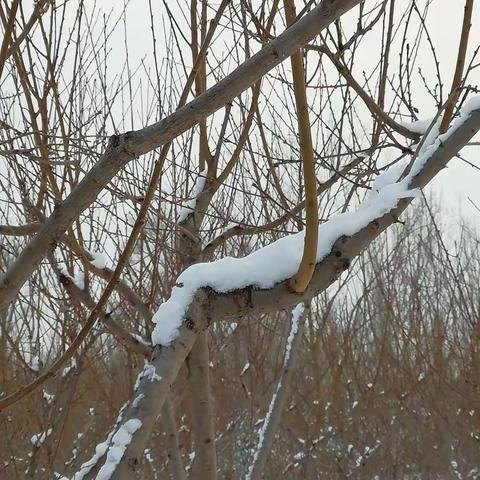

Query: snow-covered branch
74,95,480,479
246,303,308,480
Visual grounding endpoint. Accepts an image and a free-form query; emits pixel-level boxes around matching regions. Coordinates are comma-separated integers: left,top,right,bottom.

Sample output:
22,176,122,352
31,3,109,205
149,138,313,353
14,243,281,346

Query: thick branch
163,398,187,480
83,98,480,480
187,332,217,480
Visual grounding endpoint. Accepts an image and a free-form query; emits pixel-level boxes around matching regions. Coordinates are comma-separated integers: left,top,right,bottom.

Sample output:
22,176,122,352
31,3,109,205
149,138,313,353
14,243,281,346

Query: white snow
43,390,55,405
94,419,142,480
399,118,432,134
131,333,151,347
73,439,111,479
293,451,306,460
29,355,41,372
131,363,162,402
31,428,53,446
283,304,305,365
240,362,251,376
177,170,207,223
151,96,480,347
72,401,131,480
132,394,144,408
369,163,405,196
90,251,108,270
74,271,85,290
245,304,304,480
140,363,162,384
62,358,77,377
152,175,417,345
411,96,480,177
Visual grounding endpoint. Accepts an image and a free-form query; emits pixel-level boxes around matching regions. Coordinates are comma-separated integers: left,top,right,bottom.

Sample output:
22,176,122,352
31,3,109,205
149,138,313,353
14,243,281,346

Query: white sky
12,0,480,228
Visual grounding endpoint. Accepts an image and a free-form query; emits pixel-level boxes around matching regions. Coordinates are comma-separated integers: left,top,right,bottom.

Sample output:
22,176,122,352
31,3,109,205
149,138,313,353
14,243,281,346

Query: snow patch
240,362,251,376
31,428,53,446
74,271,85,290
399,118,432,134
178,170,207,223
283,304,305,365
95,419,142,480
90,251,108,270
152,176,417,345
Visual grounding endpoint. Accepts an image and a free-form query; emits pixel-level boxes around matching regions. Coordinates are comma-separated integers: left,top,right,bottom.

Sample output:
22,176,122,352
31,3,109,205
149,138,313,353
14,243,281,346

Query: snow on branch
177,170,207,223
31,428,53,447
246,303,306,480
73,402,130,480
94,419,142,480
72,362,160,480
151,96,480,347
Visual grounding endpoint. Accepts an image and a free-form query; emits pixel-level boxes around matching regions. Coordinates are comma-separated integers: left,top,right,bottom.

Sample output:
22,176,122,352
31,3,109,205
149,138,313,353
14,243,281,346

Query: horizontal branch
0,222,41,236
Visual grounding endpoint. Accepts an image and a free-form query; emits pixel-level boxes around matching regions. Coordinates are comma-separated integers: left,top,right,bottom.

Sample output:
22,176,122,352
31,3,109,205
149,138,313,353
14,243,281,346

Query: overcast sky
19,0,480,229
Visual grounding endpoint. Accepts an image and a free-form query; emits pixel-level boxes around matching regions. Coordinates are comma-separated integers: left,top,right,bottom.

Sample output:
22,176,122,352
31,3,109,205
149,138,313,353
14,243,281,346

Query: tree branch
78,95,480,480
0,0,364,309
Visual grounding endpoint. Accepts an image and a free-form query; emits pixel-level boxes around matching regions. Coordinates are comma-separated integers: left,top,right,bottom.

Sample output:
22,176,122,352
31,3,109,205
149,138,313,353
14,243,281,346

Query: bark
163,398,187,480
187,332,217,480
284,0,319,293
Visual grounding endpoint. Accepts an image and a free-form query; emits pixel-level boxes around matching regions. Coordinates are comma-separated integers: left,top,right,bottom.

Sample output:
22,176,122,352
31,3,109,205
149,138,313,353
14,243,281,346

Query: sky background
17,0,480,231
86,0,480,226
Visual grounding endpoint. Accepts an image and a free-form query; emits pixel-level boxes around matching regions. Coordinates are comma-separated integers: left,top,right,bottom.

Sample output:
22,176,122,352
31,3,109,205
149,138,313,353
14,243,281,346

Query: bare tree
0,0,479,478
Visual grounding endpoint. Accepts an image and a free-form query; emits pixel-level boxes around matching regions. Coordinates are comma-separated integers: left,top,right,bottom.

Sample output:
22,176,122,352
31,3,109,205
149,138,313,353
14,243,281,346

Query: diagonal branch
311,44,421,141
78,98,480,480
439,0,474,133
246,303,308,480
0,0,364,310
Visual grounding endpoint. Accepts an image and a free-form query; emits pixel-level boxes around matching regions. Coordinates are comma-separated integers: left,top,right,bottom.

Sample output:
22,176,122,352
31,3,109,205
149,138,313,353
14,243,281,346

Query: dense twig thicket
0,1,479,478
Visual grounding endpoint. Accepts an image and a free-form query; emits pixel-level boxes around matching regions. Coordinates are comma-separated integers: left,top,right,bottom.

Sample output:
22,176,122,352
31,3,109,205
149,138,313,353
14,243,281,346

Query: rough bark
187,332,217,480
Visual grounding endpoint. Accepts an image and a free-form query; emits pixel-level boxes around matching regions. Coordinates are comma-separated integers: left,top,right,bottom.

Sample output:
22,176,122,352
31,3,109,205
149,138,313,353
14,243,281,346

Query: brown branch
187,332,217,480
202,154,364,258
311,44,420,141
371,0,395,146
0,0,20,79
439,0,474,133
78,100,480,479
284,0,319,293
58,271,152,359
0,222,41,236
0,0,230,413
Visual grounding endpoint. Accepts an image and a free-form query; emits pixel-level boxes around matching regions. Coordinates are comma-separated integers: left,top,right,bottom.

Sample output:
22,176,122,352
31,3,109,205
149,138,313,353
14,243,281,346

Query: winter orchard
1,0,480,479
